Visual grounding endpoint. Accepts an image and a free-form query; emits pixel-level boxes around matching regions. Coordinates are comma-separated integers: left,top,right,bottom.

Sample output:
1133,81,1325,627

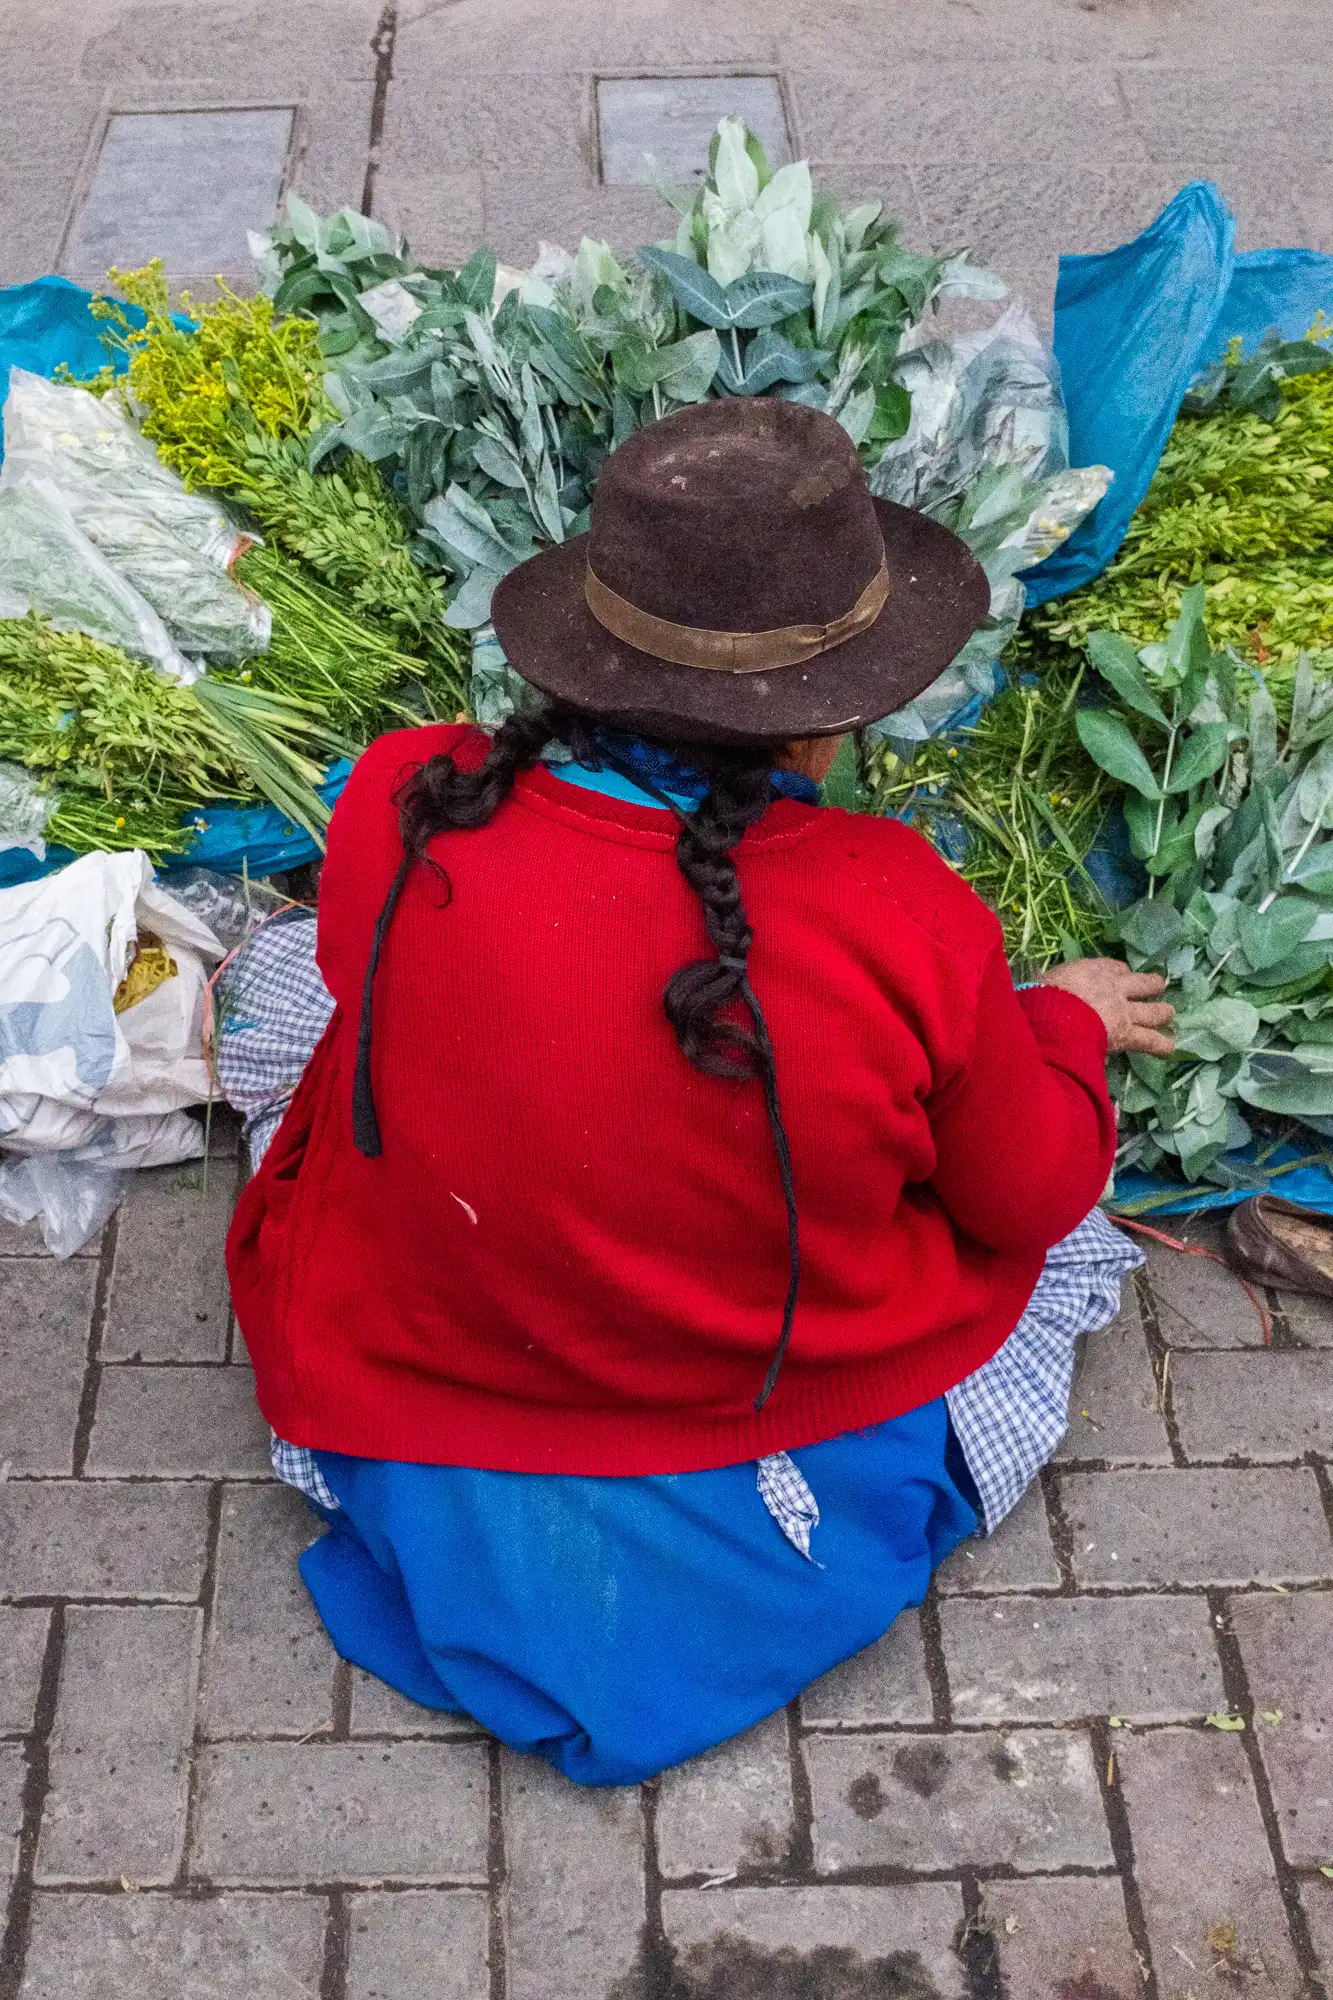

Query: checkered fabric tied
220,915,1142,1556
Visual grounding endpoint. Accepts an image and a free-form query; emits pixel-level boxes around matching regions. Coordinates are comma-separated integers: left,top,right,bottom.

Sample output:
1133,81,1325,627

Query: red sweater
227,724,1115,1475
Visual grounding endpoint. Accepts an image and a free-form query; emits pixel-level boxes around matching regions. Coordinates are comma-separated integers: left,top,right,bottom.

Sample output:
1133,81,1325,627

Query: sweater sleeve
925,946,1116,1254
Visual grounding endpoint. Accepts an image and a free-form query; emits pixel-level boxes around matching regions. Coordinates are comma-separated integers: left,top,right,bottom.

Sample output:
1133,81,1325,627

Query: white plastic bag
0,850,225,1168
0,370,270,666
0,1153,129,1257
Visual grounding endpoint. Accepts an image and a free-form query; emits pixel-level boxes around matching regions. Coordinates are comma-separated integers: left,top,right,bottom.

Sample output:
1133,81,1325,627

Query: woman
224,397,1171,1786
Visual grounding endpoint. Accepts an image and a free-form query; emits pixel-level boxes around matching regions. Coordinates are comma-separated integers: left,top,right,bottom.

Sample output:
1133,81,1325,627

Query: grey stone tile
597,76,791,185
1117,1725,1301,1993
86,1365,272,1478
76,0,382,88
1142,1219,1265,1348
392,1,778,80
662,1882,967,1999
380,73,590,181
201,1486,333,1740
1,1743,22,1886
1061,1467,1332,1587
285,81,378,218
1055,1292,1172,1464
37,1605,201,1885
0,87,102,288
800,1609,934,1727
941,1593,1224,1723
1120,64,1333,165
0,1258,94,1476
20,1889,326,1999
194,1741,489,1885
1279,1290,1333,1349
980,1876,1140,2000
656,1711,793,1880
0,1607,50,1734
501,1751,644,2000
1229,1589,1333,1869
346,1890,489,2000
369,168,484,269
480,172,668,269
350,1669,482,1741
102,1162,235,1364
0,1481,211,1601
937,1482,1061,1594
913,160,1189,326
805,1729,1112,1873
793,62,1136,167
64,108,296,282
1171,1350,1333,1463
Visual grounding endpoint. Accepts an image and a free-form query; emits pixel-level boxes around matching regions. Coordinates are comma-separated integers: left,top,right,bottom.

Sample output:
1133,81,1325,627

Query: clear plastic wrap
0,370,270,666
869,307,1112,747
0,1153,129,1257
0,760,52,857
0,478,198,682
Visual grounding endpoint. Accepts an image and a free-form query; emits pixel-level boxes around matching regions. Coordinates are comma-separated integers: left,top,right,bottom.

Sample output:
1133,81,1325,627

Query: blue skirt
301,1397,977,1786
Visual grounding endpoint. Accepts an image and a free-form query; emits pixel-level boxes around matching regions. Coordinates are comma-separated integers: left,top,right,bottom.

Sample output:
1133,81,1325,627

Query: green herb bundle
865,665,1111,968
1033,354,1333,692
0,615,341,857
1072,588,1333,1182
84,266,468,677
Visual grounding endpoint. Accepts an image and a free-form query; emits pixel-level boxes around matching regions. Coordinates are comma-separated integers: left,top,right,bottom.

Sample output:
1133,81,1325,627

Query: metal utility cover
64,108,295,279
597,76,790,186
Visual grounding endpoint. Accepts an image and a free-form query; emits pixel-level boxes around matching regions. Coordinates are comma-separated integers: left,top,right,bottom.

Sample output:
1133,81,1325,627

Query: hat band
584,557,890,675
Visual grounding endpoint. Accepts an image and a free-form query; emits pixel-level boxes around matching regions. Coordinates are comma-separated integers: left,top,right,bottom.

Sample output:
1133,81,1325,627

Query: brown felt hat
490,396,990,746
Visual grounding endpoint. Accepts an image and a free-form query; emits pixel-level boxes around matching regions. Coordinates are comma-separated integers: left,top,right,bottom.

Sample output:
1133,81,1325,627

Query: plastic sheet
0,1152,129,1256
0,369,270,666
0,477,198,682
1024,182,1333,606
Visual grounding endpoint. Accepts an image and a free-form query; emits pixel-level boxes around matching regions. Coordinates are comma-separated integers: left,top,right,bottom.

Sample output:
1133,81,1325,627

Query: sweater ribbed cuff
1016,982,1109,1067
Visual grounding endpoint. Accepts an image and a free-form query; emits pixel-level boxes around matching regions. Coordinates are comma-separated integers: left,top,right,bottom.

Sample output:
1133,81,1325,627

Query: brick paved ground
4,0,1333,1993
2,1131,1331,1998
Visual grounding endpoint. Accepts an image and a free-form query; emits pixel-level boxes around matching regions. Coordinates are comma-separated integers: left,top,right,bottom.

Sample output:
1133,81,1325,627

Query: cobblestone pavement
0,1129,1331,1998
2,0,1333,317
4,0,1333,1993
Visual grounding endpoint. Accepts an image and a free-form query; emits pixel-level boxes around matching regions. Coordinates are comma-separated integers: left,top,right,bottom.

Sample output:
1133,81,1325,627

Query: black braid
357,703,802,1407
594,739,801,1408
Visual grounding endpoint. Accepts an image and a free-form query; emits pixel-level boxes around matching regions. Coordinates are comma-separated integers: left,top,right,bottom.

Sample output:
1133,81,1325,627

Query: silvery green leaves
1085,591,1333,1180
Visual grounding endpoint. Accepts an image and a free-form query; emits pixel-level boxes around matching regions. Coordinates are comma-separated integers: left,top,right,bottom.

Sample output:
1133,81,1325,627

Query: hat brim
490,497,991,746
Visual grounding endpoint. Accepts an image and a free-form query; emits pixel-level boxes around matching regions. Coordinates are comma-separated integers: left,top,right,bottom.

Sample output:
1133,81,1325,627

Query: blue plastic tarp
1023,181,1333,606
0,276,128,459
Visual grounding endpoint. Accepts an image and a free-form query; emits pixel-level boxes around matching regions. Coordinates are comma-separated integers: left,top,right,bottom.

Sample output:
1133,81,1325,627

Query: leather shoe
1225,1194,1333,1298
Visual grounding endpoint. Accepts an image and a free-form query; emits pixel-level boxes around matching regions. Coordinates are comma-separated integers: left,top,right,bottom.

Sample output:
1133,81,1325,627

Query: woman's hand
1037,959,1175,1056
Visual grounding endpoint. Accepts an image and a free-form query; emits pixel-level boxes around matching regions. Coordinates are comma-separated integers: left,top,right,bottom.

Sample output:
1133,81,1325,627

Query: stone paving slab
1171,1349,1333,1463
36,1604,201,1886
655,1711,793,1880
805,1729,1113,1874
0,1260,97,1477
85,1364,273,1479
1060,1466,1333,1588
346,1889,489,2000
101,1164,237,1365
981,1875,1143,2000
1117,1725,1303,1998
799,1609,934,1728
660,1883,968,1999
18,1890,327,2000
940,1592,1225,1724
193,1740,491,1886
0,1479,213,1601
1228,1589,1333,1871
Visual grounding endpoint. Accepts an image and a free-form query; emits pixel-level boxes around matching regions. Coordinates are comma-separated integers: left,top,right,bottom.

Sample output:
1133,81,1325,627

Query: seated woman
223,397,1171,1787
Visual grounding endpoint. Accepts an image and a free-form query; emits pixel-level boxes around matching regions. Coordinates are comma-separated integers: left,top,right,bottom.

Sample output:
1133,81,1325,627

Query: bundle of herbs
82,266,468,685
1031,327,1333,698
864,661,1111,969
0,615,343,857
1063,586,1333,1183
